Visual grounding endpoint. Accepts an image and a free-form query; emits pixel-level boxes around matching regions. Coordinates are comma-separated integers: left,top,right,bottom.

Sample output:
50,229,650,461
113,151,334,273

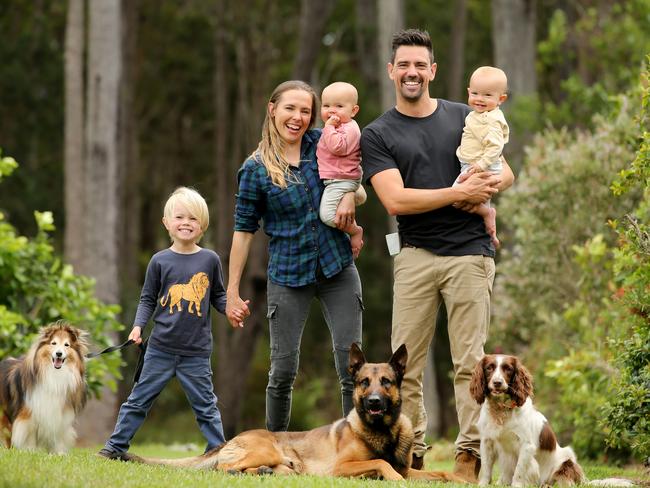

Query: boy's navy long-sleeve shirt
133,248,227,357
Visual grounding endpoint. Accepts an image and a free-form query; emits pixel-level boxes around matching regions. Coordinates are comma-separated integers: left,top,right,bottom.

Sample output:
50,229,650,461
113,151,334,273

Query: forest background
0,0,648,464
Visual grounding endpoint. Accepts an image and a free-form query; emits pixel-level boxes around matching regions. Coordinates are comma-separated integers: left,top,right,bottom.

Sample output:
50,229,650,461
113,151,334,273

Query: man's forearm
380,186,462,215
371,168,500,215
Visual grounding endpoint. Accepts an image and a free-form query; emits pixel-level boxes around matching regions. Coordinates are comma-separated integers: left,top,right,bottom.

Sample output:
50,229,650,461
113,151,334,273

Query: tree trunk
212,0,275,437
74,0,124,445
214,2,231,257
491,0,537,168
446,0,468,102
64,0,85,268
117,0,140,404
377,0,403,235
377,0,403,112
355,0,379,94
291,0,337,84
491,0,537,97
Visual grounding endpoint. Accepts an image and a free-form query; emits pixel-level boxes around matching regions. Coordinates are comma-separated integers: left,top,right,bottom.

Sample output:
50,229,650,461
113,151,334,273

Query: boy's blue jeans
104,344,225,453
265,263,363,431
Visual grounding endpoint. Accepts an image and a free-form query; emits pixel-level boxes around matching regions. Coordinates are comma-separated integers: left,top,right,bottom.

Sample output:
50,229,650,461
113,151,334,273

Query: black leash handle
86,339,135,359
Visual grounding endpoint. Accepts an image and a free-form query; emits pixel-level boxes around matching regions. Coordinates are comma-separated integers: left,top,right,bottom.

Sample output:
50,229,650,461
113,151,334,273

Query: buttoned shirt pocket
265,182,308,222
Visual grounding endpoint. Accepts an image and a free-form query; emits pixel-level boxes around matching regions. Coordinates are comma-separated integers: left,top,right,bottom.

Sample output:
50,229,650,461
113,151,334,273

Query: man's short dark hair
391,29,434,64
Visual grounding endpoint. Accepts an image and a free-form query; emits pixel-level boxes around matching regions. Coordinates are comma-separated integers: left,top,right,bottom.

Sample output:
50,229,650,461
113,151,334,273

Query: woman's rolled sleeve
234,162,264,232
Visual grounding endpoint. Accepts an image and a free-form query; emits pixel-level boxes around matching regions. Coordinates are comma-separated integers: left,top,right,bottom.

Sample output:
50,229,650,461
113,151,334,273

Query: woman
226,80,363,431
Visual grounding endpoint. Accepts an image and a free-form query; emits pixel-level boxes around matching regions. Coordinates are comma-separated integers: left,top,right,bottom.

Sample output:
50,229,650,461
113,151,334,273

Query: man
360,29,514,481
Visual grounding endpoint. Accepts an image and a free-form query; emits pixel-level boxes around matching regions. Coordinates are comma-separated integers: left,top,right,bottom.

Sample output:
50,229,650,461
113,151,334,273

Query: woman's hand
334,192,356,230
226,231,254,328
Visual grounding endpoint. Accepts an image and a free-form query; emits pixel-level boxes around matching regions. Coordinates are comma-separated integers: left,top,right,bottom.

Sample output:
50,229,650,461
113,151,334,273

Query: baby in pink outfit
316,82,364,257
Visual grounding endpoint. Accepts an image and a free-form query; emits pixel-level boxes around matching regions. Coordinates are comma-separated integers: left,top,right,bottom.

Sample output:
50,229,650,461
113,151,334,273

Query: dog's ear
38,324,55,343
389,344,408,384
469,356,488,404
510,357,533,407
348,342,366,377
70,325,90,356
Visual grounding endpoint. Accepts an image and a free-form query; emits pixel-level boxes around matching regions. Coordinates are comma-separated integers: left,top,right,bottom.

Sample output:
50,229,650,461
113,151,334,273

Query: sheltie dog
0,322,89,453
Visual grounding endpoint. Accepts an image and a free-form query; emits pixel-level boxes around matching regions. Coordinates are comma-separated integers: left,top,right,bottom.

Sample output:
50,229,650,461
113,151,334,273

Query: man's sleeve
360,126,397,186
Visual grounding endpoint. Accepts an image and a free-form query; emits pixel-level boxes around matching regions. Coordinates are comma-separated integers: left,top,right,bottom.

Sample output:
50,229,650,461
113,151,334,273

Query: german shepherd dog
124,343,463,482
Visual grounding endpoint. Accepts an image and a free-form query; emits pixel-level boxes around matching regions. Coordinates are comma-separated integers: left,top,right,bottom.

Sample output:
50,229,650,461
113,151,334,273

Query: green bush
0,151,123,395
492,90,642,459
535,68,650,463
537,3,650,129
603,64,650,461
544,233,632,461
545,349,627,461
493,92,640,356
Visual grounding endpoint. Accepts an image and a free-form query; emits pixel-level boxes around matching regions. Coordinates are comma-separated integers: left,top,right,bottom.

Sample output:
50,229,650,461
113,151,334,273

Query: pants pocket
267,304,279,353
482,256,496,292
356,293,364,311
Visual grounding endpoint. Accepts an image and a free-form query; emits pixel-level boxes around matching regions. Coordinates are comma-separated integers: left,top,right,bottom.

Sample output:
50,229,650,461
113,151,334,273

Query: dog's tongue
53,357,64,369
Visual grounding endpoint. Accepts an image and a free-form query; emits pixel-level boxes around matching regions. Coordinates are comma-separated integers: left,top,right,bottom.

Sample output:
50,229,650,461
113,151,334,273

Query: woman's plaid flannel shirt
234,129,353,287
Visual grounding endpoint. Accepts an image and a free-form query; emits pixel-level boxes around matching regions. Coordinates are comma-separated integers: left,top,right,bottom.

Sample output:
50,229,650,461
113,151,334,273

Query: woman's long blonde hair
252,80,319,188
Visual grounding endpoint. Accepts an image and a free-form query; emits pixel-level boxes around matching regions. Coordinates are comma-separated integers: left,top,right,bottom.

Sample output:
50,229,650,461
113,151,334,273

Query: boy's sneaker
97,448,124,460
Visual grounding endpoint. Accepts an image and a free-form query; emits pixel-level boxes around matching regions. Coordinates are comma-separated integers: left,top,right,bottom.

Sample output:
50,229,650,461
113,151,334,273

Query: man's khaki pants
391,247,495,457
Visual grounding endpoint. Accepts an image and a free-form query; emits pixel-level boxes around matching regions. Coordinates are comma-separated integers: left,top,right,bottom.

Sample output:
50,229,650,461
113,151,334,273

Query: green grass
0,443,647,488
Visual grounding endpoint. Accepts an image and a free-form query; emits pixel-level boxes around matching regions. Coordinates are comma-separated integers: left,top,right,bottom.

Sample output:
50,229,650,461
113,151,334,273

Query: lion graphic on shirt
160,272,210,316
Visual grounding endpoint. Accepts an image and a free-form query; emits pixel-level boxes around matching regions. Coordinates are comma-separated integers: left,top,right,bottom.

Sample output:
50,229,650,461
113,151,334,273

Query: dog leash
86,339,136,359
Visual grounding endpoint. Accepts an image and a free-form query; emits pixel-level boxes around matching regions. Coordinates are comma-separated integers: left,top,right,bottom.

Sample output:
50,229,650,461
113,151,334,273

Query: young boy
455,66,509,248
98,187,243,459
316,81,364,257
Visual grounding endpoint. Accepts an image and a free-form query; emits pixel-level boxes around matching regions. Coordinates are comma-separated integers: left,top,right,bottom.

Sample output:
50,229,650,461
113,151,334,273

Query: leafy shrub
493,93,640,356
544,233,632,461
537,3,650,129
545,349,628,461
492,91,642,459
537,69,650,463
0,151,123,394
603,64,650,461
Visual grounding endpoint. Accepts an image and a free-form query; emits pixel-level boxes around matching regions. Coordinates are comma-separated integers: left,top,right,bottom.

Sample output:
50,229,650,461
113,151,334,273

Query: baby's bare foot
485,207,500,249
350,226,364,259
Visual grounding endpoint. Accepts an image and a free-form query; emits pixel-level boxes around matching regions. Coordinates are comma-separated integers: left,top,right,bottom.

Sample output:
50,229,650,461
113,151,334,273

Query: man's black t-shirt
361,99,494,257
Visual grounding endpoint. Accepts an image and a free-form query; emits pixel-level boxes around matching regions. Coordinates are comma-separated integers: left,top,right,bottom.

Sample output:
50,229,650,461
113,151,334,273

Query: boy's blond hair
163,187,210,238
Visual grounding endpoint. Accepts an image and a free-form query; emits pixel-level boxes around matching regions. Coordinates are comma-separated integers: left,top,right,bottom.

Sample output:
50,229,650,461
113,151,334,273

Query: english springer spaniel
470,354,584,487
